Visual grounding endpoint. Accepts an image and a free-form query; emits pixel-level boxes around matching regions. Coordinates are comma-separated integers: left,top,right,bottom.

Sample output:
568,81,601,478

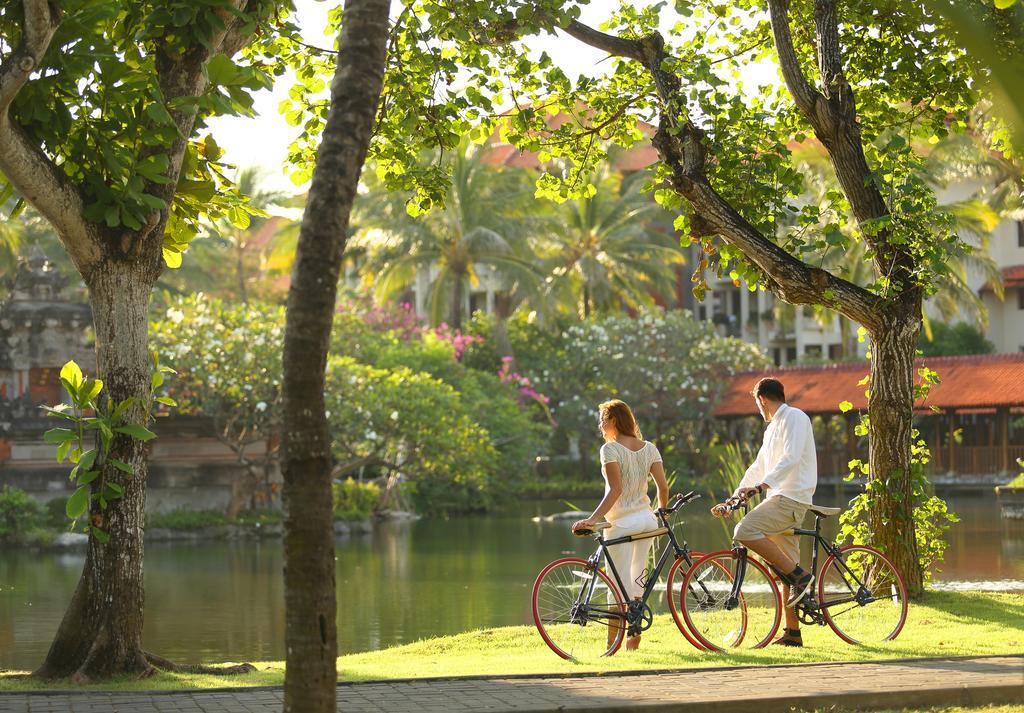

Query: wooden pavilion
714,354,1024,483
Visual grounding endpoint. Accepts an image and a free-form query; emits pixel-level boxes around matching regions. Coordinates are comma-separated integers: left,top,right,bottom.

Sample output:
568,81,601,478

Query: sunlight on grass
0,591,1019,691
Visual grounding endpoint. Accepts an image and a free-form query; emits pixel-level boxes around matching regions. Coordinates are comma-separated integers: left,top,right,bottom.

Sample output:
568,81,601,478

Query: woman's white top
599,440,662,522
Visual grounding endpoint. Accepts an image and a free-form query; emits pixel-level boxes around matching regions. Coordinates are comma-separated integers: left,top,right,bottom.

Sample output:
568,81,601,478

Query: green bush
333,478,380,521
0,486,46,541
44,496,69,529
326,357,498,514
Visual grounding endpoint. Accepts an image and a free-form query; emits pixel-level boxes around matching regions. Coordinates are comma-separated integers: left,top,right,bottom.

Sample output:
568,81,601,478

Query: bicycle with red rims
531,491,712,660
679,498,909,651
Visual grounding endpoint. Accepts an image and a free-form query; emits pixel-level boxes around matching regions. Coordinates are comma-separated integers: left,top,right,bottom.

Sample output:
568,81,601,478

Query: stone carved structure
0,254,268,512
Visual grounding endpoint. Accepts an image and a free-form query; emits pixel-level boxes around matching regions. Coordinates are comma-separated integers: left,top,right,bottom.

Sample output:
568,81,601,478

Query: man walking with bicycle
711,377,817,647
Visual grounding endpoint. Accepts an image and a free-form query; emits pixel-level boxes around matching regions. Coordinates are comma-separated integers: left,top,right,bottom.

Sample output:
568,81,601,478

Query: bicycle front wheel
532,557,626,660
666,553,708,651
681,551,781,652
818,545,908,644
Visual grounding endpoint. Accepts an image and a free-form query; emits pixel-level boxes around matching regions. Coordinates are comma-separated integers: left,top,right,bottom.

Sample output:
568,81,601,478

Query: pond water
1,492,1021,670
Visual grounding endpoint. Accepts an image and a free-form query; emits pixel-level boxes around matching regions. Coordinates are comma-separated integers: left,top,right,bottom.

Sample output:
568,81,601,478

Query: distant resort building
715,353,1024,485
390,121,1024,365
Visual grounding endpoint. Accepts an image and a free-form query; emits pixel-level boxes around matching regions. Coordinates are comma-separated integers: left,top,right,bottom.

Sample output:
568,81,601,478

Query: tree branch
560,19,644,61
651,119,884,330
0,0,101,272
547,12,886,329
766,0,820,116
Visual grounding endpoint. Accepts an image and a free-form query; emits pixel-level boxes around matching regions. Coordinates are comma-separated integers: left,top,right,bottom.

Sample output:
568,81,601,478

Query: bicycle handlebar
724,497,750,513
660,490,701,516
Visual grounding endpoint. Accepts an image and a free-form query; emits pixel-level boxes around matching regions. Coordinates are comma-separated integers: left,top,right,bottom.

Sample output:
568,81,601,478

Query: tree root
144,652,256,676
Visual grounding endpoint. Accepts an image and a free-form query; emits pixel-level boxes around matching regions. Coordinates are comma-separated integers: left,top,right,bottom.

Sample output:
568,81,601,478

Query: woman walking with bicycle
571,399,669,651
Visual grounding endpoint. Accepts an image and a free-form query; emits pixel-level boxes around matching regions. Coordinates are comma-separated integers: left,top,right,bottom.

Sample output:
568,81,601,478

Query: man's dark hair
752,377,786,402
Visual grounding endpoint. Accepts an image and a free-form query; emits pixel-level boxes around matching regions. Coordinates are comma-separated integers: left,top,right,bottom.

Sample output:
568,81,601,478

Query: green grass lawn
0,591,1020,692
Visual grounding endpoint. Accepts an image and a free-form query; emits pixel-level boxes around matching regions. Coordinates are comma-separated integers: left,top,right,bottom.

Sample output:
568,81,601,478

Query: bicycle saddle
573,522,612,537
808,505,841,518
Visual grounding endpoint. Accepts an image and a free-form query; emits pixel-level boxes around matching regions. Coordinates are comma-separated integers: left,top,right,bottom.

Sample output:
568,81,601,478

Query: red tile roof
714,353,1024,417
981,264,1024,293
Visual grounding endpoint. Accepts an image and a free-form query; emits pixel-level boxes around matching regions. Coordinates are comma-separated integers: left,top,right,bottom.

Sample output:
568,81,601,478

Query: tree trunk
451,271,465,329
494,291,514,359
280,1,390,711
582,283,591,319
867,305,924,595
35,259,156,681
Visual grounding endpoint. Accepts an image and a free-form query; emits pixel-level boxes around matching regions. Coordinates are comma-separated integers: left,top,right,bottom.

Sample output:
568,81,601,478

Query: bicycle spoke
533,558,626,660
818,546,908,644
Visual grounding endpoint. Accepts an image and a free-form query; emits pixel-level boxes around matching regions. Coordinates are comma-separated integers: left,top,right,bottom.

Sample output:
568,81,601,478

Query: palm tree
356,142,544,330
538,169,686,319
209,167,290,304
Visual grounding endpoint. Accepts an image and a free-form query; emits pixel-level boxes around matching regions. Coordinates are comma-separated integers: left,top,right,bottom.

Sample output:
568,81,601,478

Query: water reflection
0,493,1020,670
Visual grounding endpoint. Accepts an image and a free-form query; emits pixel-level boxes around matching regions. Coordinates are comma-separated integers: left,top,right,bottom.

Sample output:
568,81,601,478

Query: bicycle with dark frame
531,491,722,659
678,497,909,651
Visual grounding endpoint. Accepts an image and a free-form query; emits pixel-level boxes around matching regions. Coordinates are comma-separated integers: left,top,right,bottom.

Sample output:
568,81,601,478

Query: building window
772,348,782,366
786,347,798,363
1018,221,1024,248
829,344,843,360
1018,289,1024,310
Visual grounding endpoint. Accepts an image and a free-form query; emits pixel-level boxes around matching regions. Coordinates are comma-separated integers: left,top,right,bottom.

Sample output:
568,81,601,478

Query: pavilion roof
714,353,1024,417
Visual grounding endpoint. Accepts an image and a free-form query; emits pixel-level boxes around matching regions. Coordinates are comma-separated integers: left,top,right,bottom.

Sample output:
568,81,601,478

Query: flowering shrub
468,309,770,469
433,322,483,360
151,295,284,515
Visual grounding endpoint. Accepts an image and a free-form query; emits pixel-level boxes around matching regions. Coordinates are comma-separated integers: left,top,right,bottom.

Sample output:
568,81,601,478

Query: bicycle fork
725,546,748,611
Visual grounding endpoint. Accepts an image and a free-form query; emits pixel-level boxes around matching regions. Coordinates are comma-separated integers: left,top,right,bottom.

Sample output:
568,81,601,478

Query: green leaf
110,459,134,475
60,360,84,391
91,527,110,544
151,371,165,390
994,0,1017,8
82,378,103,404
113,397,138,420
79,448,98,471
839,400,853,413
77,470,100,486
43,428,76,443
106,482,124,496
114,424,157,441
56,439,72,463
163,247,183,269
66,486,90,519
155,396,177,407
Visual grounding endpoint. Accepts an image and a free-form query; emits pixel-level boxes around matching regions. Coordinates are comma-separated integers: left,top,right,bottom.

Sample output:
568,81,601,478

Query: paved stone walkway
0,655,1021,713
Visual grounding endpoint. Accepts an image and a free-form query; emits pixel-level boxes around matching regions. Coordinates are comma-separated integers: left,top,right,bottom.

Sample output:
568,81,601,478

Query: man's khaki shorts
733,495,809,564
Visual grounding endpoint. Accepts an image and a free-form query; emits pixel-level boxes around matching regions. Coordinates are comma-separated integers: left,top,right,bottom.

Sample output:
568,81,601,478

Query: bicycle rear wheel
818,545,908,644
532,557,626,660
681,551,781,652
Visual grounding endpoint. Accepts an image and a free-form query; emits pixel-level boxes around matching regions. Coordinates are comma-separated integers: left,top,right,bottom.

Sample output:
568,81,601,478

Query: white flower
390,410,399,421
255,401,267,412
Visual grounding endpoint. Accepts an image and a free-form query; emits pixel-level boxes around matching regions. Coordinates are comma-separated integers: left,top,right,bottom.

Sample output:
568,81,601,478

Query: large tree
0,0,277,679
282,0,1021,595
277,0,390,710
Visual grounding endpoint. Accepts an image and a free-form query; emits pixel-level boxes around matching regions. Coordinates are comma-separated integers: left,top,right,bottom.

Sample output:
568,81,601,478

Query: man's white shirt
734,403,817,505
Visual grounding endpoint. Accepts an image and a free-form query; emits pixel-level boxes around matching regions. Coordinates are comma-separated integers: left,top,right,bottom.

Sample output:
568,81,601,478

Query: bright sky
207,1,777,195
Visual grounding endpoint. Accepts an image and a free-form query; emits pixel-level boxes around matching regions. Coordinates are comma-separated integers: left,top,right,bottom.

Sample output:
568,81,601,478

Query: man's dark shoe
786,569,815,607
771,628,803,647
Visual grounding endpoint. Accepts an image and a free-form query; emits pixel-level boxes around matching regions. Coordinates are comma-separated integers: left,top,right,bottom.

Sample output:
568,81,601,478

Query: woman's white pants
604,509,658,601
